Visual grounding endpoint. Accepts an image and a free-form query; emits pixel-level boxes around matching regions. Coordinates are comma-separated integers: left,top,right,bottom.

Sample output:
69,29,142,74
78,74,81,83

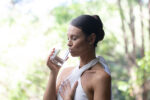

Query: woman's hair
70,14,105,47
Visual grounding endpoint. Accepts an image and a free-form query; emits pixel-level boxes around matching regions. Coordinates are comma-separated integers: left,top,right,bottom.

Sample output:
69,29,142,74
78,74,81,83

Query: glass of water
50,48,69,66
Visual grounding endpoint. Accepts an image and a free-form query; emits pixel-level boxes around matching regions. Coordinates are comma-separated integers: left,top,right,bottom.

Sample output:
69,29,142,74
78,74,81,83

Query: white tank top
57,56,112,100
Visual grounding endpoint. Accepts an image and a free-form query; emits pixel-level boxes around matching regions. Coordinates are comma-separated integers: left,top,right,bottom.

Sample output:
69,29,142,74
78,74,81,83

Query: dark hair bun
92,15,105,42
71,14,105,47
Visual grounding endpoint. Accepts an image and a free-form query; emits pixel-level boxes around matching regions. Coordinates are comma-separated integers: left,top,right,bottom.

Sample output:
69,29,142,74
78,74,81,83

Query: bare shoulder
57,66,75,81
94,70,111,84
58,67,75,76
56,66,75,92
91,64,111,99
95,64,110,81
90,63,111,88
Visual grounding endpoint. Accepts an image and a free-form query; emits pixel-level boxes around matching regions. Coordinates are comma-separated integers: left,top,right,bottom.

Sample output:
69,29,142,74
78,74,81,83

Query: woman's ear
88,33,96,45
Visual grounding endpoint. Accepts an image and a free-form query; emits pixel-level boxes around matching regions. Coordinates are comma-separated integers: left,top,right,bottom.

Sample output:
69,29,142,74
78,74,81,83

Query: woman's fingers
60,83,65,97
46,48,61,71
47,48,54,65
70,81,78,98
48,48,55,61
59,81,68,99
61,80,71,94
59,80,78,100
66,80,71,91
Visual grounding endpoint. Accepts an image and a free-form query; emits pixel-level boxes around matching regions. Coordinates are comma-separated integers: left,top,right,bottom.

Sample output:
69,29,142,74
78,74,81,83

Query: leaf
117,81,129,92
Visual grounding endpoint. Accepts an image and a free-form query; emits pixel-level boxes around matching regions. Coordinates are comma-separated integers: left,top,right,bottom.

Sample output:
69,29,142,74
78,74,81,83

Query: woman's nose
67,40,72,47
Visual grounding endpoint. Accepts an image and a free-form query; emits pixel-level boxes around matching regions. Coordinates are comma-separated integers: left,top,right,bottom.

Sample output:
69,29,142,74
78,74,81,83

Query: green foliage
0,0,150,100
116,52,150,99
7,59,48,100
51,3,84,24
117,80,135,100
51,6,72,24
118,81,130,92
96,33,118,60
136,52,150,85
9,83,28,100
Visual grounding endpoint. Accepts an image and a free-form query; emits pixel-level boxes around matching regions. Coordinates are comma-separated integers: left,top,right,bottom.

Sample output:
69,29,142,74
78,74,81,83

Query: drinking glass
50,48,69,66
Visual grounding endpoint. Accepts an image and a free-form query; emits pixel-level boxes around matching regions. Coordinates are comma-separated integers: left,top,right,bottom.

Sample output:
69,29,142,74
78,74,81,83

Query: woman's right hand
47,48,61,75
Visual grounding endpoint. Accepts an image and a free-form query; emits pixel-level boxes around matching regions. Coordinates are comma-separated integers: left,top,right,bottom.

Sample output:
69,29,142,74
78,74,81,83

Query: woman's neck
79,49,96,68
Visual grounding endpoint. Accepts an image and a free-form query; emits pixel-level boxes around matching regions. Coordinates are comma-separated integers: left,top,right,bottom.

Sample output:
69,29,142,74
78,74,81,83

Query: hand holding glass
50,48,69,66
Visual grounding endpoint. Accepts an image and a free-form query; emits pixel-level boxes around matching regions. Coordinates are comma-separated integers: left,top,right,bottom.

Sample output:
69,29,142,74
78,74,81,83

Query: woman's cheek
76,42,87,51
74,41,83,49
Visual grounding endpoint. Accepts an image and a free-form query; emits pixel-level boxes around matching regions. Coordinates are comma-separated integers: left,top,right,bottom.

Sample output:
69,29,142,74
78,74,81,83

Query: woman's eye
72,37,77,40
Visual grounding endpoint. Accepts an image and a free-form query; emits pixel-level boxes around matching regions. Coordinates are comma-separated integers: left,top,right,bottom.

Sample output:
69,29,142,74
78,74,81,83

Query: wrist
50,71,58,77
65,98,72,100
66,96,73,100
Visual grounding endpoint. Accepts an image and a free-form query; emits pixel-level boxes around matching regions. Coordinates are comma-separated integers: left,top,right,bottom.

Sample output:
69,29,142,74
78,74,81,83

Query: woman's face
67,25,91,57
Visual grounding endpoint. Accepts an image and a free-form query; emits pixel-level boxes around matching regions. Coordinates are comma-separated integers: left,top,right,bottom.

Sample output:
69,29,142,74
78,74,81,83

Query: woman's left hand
59,80,78,100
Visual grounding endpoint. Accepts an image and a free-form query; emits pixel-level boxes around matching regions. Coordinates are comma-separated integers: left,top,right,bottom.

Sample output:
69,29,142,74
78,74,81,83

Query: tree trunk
117,0,132,70
129,67,143,100
142,1,150,99
118,0,128,54
128,0,137,64
128,0,143,100
148,0,150,50
117,0,149,99
138,0,145,57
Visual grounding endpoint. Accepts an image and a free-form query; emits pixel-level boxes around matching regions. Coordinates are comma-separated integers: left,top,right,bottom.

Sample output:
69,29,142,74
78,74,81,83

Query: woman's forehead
67,25,84,36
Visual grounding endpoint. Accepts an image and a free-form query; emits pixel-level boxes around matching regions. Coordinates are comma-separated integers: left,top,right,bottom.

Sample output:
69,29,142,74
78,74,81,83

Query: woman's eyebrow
68,33,78,37
67,32,81,38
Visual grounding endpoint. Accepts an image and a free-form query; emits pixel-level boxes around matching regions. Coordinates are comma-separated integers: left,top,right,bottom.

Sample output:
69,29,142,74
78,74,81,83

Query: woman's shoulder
83,69,111,95
56,66,75,91
57,66,75,82
60,66,75,75
90,66,111,99
81,65,111,94
94,69,111,83
90,63,111,83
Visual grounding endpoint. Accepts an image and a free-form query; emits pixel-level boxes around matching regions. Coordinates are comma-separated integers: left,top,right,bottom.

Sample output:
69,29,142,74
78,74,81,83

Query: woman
43,15,111,100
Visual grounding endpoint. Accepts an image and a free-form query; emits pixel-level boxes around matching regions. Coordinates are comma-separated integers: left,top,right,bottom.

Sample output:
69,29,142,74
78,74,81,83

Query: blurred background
0,0,150,100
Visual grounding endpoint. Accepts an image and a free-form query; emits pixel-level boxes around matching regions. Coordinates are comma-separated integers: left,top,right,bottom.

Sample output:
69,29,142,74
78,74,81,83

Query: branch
128,0,136,62
138,0,145,57
117,0,129,60
148,0,150,50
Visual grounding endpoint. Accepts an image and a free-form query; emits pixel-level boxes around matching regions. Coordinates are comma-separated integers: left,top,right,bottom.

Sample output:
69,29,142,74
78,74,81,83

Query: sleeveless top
57,56,112,100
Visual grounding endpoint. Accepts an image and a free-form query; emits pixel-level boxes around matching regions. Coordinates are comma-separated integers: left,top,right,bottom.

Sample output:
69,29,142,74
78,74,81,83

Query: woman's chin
70,53,78,57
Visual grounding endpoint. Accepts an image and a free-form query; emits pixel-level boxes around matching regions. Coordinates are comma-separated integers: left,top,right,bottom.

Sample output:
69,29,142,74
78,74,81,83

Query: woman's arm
43,49,60,100
93,72,111,100
43,72,58,100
